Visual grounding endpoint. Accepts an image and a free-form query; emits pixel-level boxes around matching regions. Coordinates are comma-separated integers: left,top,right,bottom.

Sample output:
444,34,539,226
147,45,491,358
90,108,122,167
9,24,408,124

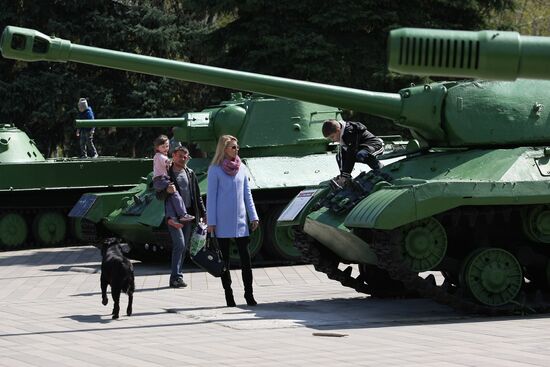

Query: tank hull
0,157,152,249
293,147,550,314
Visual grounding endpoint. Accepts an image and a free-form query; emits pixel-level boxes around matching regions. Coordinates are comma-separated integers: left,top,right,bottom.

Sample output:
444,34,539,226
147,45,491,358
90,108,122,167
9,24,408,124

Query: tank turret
0,124,45,163
76,93,341,156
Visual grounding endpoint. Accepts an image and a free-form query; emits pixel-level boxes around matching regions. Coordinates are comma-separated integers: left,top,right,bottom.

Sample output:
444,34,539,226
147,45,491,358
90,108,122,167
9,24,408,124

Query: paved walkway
1,246,549,366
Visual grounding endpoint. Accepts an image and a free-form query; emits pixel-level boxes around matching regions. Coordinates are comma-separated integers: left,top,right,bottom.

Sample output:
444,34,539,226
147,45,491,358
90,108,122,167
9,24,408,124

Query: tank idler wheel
521,205,550,243
398,217,447,272
462,247,523,307
0,212,28,248
229,222,263,264
263,205,302,262
32,211,67,246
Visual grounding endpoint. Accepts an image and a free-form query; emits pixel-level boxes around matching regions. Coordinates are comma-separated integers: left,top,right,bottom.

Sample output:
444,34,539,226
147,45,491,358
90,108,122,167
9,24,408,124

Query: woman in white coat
207,135,259,307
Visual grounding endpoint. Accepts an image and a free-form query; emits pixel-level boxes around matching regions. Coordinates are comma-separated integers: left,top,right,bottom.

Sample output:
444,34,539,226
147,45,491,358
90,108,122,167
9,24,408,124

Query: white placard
278,189,318,222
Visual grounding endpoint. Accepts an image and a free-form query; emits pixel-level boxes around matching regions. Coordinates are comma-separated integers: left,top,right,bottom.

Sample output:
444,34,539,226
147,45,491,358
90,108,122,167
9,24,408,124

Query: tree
185,0,516,135
0,0,212,157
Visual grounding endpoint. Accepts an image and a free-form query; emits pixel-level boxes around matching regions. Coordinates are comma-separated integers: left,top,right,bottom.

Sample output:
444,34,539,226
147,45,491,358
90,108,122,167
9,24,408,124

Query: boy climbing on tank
152,135,194,228
322,119,384,187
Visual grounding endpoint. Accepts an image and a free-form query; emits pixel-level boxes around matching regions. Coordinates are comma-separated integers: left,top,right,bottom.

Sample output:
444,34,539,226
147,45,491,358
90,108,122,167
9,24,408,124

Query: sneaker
92,154,99,158
169,279,187,288
167,218,184,229
179,214,195,223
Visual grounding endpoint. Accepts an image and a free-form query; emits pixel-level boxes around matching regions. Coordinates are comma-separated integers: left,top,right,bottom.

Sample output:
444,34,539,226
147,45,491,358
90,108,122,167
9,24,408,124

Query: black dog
100,239,135,319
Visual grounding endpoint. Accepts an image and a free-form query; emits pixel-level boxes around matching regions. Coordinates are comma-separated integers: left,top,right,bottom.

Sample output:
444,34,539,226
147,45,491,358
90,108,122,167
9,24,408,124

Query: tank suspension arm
388,28,550,81
1,26,402,120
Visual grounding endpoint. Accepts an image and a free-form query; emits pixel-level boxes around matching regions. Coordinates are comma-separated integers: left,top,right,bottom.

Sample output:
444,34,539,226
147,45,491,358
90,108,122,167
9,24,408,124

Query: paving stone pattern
1,246,549,366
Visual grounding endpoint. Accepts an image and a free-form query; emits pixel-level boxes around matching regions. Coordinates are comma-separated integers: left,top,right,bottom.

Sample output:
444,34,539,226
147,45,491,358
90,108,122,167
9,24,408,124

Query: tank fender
344,188,417,230
344,184,462,230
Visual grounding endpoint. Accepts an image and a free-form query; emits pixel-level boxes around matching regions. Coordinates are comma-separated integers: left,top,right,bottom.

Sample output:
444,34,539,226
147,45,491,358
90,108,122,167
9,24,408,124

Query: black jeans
217,237,253,295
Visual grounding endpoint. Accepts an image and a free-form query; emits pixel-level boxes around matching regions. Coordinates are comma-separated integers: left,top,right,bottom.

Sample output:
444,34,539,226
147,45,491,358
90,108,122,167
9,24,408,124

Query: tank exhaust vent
388,28,550,81
397,36,479,71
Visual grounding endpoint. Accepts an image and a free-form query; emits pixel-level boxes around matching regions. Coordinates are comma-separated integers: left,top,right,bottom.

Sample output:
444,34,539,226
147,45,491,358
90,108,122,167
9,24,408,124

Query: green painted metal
521,205,550,244
76,117,186,128
32,211,66,245
462,248,522,306
345,147,550,230
0,124,152,249
0,124,44,163
399,217,447,272
8,24,550,312
6,26,550,151
388,28,550,81
78,95,340,156
304,209,377,264
0,213,27,247
263,205,301,261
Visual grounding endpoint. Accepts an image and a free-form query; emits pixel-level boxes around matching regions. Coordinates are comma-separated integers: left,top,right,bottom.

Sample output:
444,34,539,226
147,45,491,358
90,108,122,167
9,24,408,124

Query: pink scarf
222,156,241,176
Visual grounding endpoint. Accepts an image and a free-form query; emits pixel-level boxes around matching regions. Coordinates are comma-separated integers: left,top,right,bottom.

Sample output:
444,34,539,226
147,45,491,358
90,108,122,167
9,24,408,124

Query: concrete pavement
1,245,549,366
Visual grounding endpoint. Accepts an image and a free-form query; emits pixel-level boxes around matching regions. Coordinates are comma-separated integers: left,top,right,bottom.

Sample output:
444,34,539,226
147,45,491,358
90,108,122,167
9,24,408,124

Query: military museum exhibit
3,24,550,314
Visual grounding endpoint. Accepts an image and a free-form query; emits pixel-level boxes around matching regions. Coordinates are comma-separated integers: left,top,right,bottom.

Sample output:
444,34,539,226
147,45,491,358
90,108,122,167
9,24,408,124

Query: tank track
0,208,78,251
369,229,550,315
296,226,550,314
294,229,373,295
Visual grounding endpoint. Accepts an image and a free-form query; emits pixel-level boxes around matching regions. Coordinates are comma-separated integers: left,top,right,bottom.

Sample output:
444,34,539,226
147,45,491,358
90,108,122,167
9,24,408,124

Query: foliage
0,0,212,157
0,0,516,154
185,0,516,135
488,0,550,35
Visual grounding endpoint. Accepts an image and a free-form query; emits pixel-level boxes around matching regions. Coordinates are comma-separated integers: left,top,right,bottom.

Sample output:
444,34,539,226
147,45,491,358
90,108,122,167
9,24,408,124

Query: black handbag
190,235,227,277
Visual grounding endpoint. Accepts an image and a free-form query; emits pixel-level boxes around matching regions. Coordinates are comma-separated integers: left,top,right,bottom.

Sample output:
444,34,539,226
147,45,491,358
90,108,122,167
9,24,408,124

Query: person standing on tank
207,135,259,307
322,118,384,186
76,98,98,158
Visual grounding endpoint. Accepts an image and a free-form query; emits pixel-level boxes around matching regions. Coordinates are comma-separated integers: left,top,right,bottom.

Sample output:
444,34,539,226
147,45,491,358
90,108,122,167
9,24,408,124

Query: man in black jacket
322,119,384,185
165,144,206,288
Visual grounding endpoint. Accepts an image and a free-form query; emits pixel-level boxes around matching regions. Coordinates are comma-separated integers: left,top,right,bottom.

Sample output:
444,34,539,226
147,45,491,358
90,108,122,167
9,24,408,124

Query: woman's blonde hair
211,135,238,166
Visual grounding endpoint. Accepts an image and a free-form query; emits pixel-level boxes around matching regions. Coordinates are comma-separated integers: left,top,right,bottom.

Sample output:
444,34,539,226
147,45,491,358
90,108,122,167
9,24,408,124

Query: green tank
0,123,151,249
4,25,550,314
71,95,404,263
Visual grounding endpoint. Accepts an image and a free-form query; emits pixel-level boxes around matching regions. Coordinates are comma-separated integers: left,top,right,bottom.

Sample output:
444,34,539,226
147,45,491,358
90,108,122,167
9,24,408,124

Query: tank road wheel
229,223,263,264
398,217,447,272
263,205,302,262
0,212,28,248
462,248,523,307
521,205,550,243
32,211,67,246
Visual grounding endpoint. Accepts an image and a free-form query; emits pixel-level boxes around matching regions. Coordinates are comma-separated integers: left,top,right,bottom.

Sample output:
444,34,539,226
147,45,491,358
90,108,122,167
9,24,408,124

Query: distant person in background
207,135,259,307
76,98,98,158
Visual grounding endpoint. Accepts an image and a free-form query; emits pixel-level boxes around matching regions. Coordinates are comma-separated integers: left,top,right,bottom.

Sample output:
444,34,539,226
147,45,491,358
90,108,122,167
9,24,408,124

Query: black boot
225,290,236,307
244,292,257,306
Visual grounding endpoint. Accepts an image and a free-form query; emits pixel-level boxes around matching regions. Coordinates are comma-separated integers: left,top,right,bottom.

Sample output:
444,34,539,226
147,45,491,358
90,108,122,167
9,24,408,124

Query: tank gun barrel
76,118,187,128
1,26,401,120
388,28,550,81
